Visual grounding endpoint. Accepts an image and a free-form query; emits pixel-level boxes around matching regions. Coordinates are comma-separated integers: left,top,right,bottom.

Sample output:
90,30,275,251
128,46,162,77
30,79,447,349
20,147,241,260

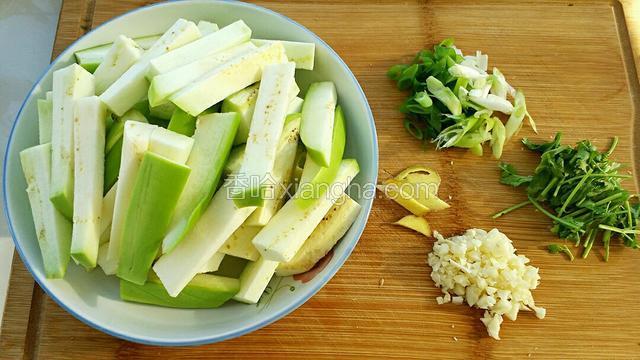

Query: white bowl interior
3,0,377,345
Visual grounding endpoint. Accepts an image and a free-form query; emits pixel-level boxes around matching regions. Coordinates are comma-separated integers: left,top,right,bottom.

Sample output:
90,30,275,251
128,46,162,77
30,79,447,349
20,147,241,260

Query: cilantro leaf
499,162,532,187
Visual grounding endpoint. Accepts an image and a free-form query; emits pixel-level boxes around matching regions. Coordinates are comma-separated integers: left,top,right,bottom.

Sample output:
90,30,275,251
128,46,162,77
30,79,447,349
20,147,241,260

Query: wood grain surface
2,0,640,358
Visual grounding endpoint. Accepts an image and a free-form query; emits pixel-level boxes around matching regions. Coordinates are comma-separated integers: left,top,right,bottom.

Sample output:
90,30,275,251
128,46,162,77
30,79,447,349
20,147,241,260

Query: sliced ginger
394,215,432,236
378,165,450,216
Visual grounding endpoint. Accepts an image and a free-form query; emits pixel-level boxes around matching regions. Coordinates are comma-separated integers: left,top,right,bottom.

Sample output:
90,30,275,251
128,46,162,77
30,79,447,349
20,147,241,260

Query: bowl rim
2,0,378,346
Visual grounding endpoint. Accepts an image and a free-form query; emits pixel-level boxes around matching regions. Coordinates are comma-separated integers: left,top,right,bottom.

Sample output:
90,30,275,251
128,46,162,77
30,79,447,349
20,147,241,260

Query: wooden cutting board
2,0,640,358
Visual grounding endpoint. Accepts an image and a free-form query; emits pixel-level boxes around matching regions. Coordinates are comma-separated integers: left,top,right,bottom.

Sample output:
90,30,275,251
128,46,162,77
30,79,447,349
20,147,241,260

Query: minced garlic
428,228,545,340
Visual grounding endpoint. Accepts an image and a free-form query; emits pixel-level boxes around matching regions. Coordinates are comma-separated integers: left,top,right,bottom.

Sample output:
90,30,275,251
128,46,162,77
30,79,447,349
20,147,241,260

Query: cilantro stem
622,233,639,248
568,208,587,218
553,178,564,197
577,210,628,219
492,200,531,219
564,173,631,183
540,177,559,198
558,169,593,216
582,228,597,259
598,224,640,235
528,196,583,231
565,246,575,261
605,136,619,157
547,244,574,261
602,230,612,262
594,192,627,206
564,192,627,218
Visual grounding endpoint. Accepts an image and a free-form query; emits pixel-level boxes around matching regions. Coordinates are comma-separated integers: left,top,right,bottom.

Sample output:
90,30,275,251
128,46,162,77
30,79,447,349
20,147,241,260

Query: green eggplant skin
161,112,240,254
117,151,191,285
103,137,123,194
120,273,240,308
167,108,196,136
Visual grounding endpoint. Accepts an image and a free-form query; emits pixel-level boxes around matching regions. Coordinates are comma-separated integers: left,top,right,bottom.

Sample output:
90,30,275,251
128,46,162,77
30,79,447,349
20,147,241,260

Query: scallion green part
403,119,424,140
